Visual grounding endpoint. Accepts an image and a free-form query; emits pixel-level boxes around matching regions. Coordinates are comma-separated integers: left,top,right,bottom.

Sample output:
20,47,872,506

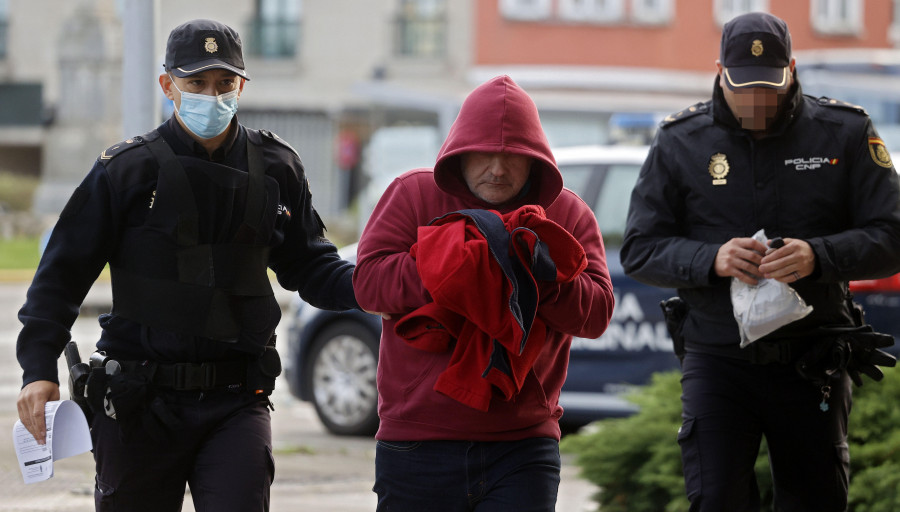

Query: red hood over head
433,75,562,209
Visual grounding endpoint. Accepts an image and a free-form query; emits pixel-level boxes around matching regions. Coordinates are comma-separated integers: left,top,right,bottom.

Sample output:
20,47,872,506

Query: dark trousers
91,389,273,512
373,437,561,511
678,351,851,512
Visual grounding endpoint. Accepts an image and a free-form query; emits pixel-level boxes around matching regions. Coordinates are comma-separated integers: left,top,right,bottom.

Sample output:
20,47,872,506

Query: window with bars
631,0,673,25
810,0,863,35
499,0,672,25
558,0,625,22
499,0,553,20
892,0,900,46
714,0,770,25
247,0,302,58
0,0,7,59
394,0,447,58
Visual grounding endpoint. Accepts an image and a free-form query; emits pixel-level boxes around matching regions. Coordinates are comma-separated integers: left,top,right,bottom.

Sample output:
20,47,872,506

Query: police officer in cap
622,12,900,511
16,19,358,511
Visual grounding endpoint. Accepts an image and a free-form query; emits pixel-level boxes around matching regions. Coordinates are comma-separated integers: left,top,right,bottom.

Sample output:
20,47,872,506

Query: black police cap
720,12,791,90
164,19,250,80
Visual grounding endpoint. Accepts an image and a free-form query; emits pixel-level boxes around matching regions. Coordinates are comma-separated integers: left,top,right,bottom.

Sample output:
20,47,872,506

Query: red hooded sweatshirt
353,75,614,442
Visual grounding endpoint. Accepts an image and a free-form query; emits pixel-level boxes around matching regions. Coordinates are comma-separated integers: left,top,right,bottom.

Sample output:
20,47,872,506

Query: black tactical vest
109,131,278,352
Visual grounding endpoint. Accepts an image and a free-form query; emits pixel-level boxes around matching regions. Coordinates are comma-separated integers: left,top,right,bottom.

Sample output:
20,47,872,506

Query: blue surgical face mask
170,76,240,139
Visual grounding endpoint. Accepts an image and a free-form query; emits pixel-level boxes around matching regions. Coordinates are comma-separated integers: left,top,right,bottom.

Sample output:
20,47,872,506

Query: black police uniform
621,78,900,511
16,114,358,511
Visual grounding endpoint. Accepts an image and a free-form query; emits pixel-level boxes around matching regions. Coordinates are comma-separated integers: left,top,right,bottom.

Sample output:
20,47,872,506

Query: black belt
685,338,818,365
747,338,818,365
120,360,247,391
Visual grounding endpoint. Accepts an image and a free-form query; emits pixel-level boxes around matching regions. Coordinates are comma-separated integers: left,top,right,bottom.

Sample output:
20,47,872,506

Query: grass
0,236,116,283
0,171,42,279
0,237,41,281
0,236,41,269
273,443,317,456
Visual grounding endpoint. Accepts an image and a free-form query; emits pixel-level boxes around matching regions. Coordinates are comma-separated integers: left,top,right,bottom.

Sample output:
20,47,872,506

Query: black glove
796,327,896,387
843,330,896,387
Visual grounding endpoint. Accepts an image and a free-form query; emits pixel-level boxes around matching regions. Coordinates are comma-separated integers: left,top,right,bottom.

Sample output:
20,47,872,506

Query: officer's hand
714,238,767,285
363,309,392,320
759,238,815,283
16,380,60,444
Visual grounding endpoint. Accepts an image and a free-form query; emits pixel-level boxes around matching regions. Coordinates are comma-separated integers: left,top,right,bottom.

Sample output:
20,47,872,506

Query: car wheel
305,322,379,436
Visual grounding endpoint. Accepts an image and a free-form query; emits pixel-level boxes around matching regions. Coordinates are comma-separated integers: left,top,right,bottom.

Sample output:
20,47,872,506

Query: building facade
0,0,898,228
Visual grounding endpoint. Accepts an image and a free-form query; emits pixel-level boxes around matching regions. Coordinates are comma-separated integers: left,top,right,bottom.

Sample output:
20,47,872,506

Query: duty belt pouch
86,367,149,421
246,337,282,397
795,338,851,386
660,297,687,361
86,361,182,442
85,367,108,421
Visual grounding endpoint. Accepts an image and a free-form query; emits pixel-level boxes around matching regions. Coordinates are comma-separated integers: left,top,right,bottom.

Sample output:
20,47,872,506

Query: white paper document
13,399,92,484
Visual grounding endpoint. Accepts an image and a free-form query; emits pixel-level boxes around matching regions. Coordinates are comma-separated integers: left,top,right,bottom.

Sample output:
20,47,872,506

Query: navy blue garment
621,73,900,510
91,389,272,512
17,115,358,384
374,437,561,511
621,79,900,358
679,352,851,512
16,114,358,510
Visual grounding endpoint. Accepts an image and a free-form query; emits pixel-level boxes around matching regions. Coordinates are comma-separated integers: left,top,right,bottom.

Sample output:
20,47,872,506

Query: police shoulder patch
868,137,894,169
816,97,867,115
660,102,709,128
98,136,147,162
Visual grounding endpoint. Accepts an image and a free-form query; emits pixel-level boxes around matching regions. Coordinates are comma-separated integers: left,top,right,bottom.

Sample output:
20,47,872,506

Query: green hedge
0,172,39,212
561,367,900,512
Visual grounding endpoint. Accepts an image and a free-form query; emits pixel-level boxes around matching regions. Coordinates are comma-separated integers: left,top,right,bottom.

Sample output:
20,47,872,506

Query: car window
559,164,596,198
594,164,641,248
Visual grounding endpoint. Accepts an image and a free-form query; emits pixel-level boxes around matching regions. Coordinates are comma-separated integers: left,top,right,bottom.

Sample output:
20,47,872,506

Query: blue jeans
374,437,561,511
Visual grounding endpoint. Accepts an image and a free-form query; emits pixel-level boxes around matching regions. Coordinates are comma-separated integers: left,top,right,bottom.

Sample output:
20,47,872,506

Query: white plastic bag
731,229,814,348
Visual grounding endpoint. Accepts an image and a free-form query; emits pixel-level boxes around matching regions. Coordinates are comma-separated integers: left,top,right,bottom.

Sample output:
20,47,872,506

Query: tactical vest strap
234,142,267,243
144,136,200,246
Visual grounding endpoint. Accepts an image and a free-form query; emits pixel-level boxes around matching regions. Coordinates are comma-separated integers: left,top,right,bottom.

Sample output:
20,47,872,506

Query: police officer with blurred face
16,19,358,511
622,12,900,512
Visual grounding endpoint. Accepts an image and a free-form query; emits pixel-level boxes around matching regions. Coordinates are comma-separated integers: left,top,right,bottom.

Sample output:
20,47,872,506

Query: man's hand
714,237,767,285
759,238,815,283
16,380,60,444
363,310,392,320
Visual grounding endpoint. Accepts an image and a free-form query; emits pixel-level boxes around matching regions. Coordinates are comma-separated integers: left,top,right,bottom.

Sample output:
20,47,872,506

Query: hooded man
353,75,615,511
